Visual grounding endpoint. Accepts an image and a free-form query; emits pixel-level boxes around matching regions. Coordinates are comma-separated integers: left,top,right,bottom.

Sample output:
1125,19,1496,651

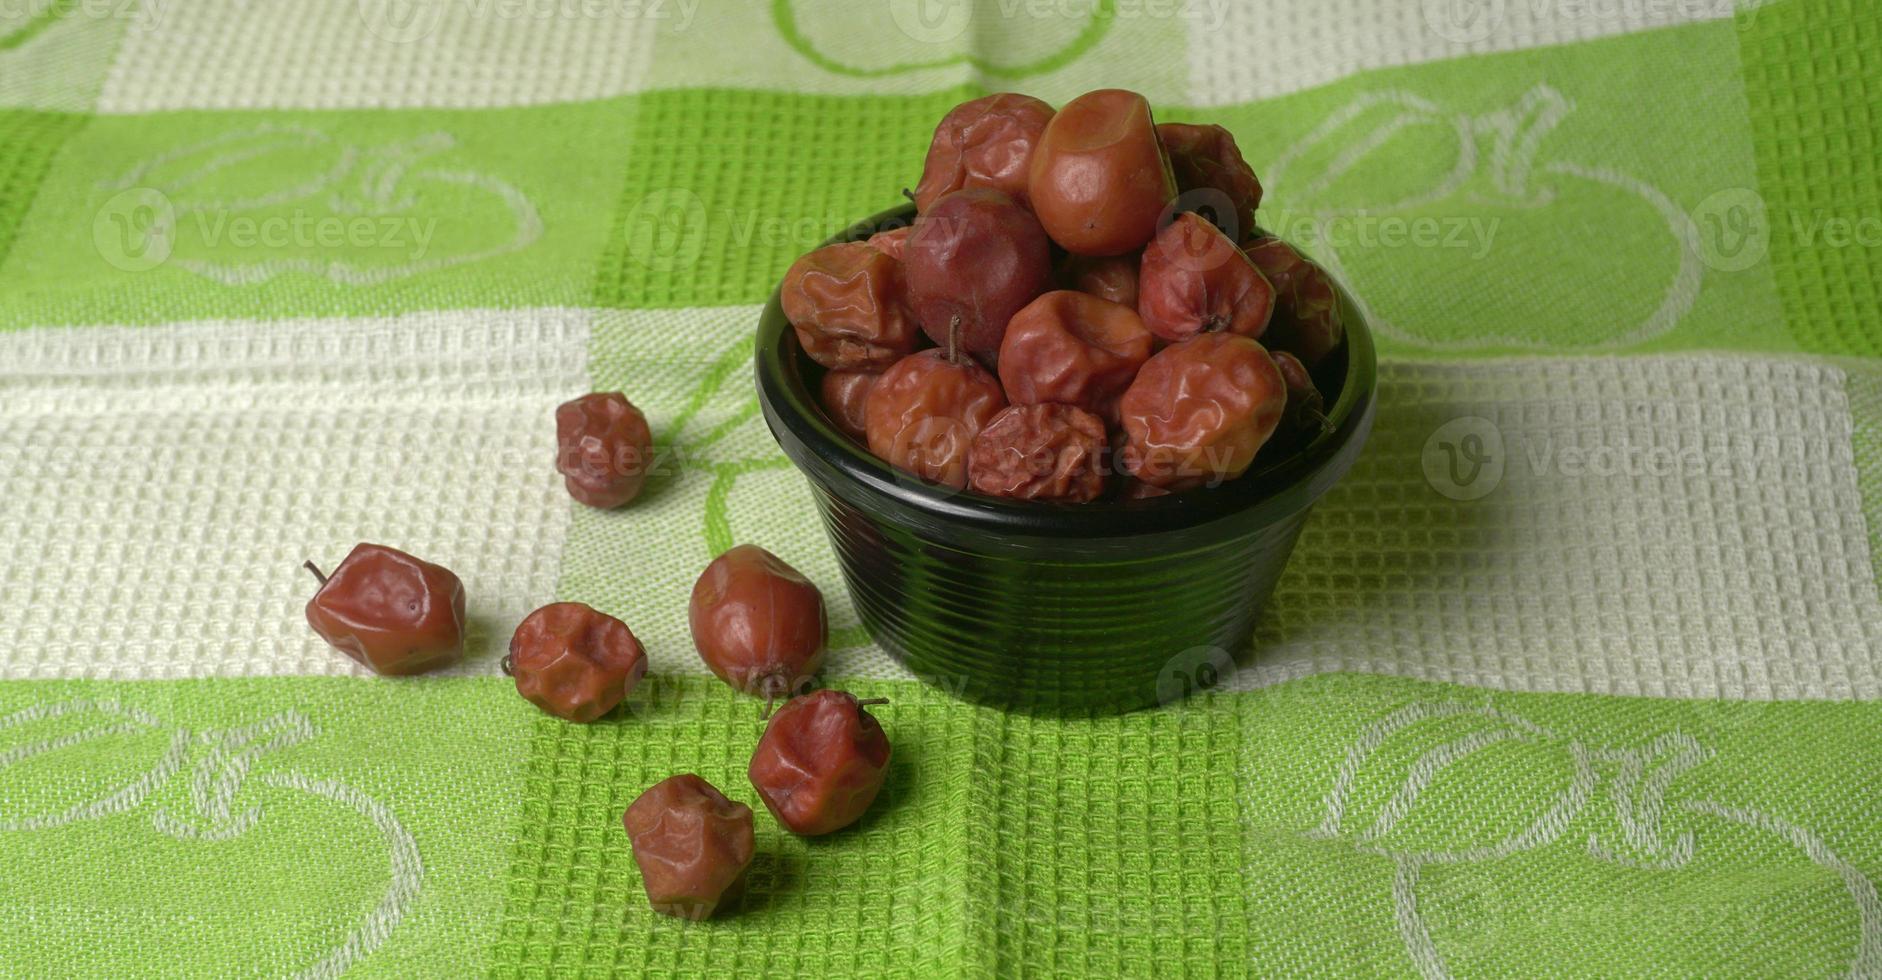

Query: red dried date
689,545,827,701
506,602,647,723
914,93,1055,212
819,369,879,441
623,774,754,920
1138,212,1274,343
904,188,1054,361
1262,349,1327,455
782,241,920,371
967,403,1109,503
556,392,655,509
1157,122,1262,240
303,544,465,676
1243,235,1344,366
1057,252,1141,309
1028,89,1176,256
1118,332,1287,490
748,690,892,836
864,341,1007,489
996,290,1153,422
866,225,910,261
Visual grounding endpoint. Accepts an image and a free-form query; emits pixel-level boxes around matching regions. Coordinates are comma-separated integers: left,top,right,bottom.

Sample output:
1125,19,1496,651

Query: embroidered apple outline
1263,85,1705,351
1308,701,1882,978
0,699,421,979
772,0,1114,79
97,123,543,286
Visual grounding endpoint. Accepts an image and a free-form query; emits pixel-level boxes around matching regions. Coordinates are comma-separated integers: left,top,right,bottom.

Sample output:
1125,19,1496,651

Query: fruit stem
946,314,963,366
761,694,775,720
901,187,916,205
302,560,328,586
500,655,514,676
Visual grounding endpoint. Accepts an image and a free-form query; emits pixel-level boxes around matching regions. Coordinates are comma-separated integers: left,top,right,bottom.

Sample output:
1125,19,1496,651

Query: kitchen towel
0,0,1877,975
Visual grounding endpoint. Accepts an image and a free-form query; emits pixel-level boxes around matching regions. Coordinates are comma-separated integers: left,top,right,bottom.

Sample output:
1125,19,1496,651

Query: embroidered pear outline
1263,84,1705,351
771,0,1114,79
0,700,421,980
1307,701,1882,979
99,123,543,286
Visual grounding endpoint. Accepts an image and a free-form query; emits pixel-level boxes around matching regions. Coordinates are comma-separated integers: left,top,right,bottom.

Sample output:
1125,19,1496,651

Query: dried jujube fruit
866,225,911,261
781,241,920,371
968,403,1109,503
623,774,755,920
904,188,1054,360
1138,212,1275,343
1057,252,1141,309
689,544,827,700
1119,332,1287,490
505,602,647,723
555,392,655,509
1028,88,1176,256
303,544,464,676
1243,235,1344,366
864,339,1007,489
1261,349,1328,457
748,690,892,836
996,290,1153,422
1157,122,1262,240
913,92,1055,212
819,369,879,441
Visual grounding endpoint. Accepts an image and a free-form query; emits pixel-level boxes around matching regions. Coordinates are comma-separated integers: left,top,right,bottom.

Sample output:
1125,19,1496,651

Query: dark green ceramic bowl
755,204,1376,715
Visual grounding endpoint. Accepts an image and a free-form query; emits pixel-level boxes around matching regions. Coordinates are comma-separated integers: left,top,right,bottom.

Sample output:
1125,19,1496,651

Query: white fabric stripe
1233,354,1882,701
96,0,658,112
0,307,591,679
1188,0,1744,107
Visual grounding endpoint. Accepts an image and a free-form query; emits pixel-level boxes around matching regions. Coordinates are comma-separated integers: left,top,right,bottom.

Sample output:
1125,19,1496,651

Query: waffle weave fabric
1,1,1879,977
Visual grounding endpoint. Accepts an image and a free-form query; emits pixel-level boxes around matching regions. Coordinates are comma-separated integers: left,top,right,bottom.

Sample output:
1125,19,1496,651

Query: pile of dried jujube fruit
301,395,888,921
784,88,1344,502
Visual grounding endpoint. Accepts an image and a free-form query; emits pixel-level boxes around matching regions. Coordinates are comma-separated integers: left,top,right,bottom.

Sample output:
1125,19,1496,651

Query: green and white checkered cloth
1,0,1878,975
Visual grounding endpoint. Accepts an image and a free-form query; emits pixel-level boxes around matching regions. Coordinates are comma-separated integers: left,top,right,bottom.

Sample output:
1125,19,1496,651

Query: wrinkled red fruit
507,602,648,723
748,690,891,836
1157,122,1262,241
1243,235,1344,366
968,403,1109,503
864,347,1007,489
820,369,880,441
914,92,1055,212
303,544,465,676
1138,212,1274,343
904,188,1054,361
555,392,655,509
997,290,1153,422
1119,332,1287,490
866,225,911,261
1057,251,1141,309
623,774,755,920
1274,350,1326,428
1028,88,1176,256
689,544,828,700
782,241,920,371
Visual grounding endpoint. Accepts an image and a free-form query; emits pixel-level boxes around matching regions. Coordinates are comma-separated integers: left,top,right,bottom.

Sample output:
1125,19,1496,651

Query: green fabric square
0,101,637,329
0,110,85,274
592,87,971,310
1741,0,1882,358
